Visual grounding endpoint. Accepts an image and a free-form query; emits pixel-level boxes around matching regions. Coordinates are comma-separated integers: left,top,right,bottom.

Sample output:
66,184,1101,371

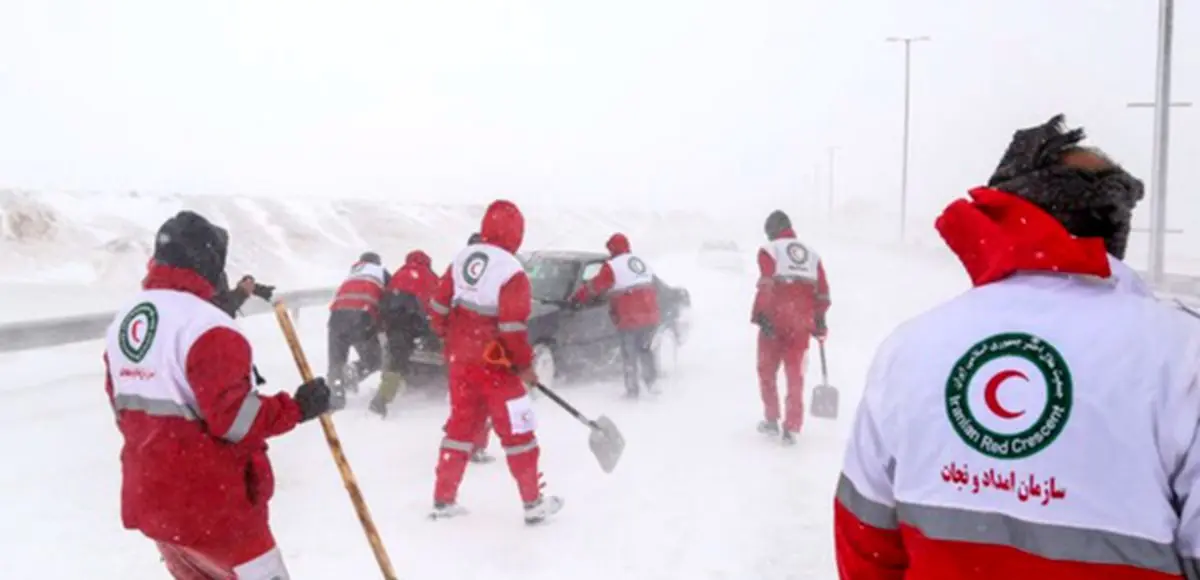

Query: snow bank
0,189,724,298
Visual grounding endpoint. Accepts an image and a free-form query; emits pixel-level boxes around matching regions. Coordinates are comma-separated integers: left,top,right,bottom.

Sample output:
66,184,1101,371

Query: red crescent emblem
131,320,143,343
984,369,1028,419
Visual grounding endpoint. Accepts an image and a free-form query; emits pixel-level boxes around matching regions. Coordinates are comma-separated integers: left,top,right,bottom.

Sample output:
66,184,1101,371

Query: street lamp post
1127,101,1189,286
1139,0,1178,288
886,35,931,242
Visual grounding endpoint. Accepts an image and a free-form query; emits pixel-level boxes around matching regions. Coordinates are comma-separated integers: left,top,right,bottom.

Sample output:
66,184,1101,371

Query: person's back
383,250,437,336
838,262,1200,578
439,241,526,367
834,115,1200,579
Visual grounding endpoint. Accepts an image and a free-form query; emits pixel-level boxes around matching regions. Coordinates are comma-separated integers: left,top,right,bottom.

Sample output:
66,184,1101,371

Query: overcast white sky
0,0,1196,224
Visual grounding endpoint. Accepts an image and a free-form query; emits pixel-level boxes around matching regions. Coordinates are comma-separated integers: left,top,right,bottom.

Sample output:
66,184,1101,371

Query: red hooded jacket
572,233,661,330
104,264,302,549
387,250,438,307
428,200,534,371
751,228,830,340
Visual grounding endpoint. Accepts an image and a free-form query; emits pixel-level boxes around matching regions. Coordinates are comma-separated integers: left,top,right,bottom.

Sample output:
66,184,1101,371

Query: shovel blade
810,384,839,420
587,415,625,473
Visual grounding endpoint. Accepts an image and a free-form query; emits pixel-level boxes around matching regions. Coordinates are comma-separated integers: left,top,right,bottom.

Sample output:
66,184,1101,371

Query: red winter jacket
104,264,302,547
572,233,661,330
751,228,830,340
387,250,438,307
330,260,388,320
429,200,534,371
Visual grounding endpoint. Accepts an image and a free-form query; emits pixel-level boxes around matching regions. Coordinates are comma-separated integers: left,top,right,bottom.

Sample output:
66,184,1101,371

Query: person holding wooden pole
103,210,332,579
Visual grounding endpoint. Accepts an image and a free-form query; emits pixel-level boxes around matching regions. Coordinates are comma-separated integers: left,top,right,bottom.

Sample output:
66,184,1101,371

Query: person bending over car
571,233,661,398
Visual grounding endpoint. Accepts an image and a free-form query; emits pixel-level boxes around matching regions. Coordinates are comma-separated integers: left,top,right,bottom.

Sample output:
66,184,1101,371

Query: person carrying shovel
425,200,564,525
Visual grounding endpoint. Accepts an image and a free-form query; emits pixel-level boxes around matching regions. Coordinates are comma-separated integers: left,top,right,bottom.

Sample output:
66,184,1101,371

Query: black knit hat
468,232,483,245
987,114,1144,259
153,210,229,289
764,210,792,239
359,251,381,265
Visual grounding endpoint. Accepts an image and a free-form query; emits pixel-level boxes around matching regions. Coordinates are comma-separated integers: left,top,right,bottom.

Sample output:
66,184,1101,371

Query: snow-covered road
1,235,968,579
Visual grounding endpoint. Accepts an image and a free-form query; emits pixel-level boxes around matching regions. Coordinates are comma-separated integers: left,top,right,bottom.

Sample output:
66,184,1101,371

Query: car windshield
524,257,580,302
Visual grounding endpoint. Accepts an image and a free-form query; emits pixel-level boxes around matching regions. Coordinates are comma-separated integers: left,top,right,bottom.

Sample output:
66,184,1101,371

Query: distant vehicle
697,239,744,272
408,250,691,389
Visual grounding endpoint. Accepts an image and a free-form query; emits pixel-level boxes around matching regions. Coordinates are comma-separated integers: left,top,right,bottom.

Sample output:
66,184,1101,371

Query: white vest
761,238,820,283
449,243,525,316
839,260,1200,569
346,262,386,286
105,289,240,423
608,253,655,293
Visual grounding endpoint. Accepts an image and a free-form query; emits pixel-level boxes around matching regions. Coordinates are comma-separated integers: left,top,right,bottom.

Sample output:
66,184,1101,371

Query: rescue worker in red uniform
369,249,438,417
105,210,331,579
572,233,662,398
327,251,389,408
752,210,830,445
426,201,563,525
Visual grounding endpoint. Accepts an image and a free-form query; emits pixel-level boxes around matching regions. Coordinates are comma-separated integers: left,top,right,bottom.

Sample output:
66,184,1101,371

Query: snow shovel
535,383,625,473
810,338,839,420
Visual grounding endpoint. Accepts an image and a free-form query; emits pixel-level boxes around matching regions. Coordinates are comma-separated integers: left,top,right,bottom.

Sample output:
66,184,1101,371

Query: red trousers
155,526,286,579
434,364,542,504
757,330,810,433
474,419,491,451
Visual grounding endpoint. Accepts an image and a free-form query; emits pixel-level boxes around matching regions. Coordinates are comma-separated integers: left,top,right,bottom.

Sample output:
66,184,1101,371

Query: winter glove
236,275,257,295
252,283,275,301
813,313,828,340
294,377,332,422
753,313,774,338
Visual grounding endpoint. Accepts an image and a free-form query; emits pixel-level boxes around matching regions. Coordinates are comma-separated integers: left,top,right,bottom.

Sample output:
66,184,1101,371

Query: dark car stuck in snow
407,250,691,389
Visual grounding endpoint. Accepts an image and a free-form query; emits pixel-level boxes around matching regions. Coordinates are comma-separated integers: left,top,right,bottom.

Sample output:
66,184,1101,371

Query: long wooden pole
272,301,398,580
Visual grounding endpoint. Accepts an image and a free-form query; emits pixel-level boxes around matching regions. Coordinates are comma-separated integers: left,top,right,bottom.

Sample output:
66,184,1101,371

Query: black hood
153,210,229,288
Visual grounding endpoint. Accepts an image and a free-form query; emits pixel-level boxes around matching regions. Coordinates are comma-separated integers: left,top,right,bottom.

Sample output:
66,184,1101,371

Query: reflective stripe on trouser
835,474,1184,575
503,439,538,456
440,438,475,453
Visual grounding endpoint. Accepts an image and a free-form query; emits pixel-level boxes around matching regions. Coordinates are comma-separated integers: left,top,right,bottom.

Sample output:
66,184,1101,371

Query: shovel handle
817,339,829,384
534,383,595,428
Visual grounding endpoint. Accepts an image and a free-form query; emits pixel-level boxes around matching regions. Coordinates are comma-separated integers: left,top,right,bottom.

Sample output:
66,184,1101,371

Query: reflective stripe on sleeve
503,439,538,455
429,300,450,315
440,438,475,452
112,393,198,420
221,392,263,443
897,501,1181,575
498,321,527,332
835,473,898,530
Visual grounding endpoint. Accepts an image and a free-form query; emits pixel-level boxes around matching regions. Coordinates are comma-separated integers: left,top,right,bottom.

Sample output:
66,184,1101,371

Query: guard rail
0,287,335,354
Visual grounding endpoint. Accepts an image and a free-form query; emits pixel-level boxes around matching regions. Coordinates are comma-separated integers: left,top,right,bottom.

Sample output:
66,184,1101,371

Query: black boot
368,396,387,418
757,420,779,435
